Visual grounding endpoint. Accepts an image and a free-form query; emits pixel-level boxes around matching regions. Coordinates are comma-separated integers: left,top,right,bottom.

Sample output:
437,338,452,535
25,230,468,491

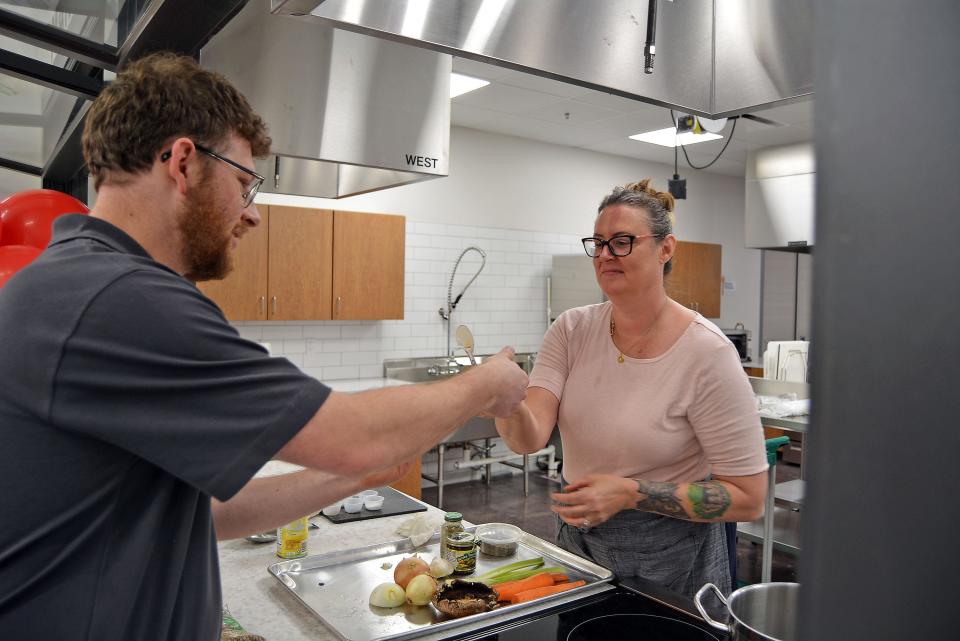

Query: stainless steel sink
383,353,535,384
383,353,536,443
383,353,539,507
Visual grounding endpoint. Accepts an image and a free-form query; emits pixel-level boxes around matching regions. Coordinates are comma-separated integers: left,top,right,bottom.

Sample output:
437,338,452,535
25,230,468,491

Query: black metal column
801,2,960,640
118,0,249,64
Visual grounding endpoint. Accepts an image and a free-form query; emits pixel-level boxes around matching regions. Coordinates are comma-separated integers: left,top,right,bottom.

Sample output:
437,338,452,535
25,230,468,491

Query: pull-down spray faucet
439,246,486,357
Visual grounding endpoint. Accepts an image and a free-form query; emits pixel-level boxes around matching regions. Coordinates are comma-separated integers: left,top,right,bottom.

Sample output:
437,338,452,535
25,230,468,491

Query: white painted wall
0,169,41,202
254,126,762,360
234,219,582,380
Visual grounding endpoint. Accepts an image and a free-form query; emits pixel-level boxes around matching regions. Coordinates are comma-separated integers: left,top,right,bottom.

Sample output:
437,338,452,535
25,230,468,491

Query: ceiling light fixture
628,127,722,147
450,73,490,98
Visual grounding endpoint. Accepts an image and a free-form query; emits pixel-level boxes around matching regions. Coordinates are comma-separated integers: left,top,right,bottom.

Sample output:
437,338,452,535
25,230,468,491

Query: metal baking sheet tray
267,526,614,641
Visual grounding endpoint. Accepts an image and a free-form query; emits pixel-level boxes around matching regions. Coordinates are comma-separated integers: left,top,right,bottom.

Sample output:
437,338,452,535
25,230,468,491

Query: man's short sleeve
51,269,330,500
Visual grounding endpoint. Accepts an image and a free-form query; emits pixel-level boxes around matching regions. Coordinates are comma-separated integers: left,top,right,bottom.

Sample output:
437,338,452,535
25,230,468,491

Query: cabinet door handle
259,296,266,318
271,296,278,317
335,296,341,318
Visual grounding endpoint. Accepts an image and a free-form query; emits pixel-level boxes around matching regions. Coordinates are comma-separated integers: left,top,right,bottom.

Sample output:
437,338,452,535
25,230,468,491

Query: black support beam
0,157,42,176
0,6,118,70
0,48,103,100
0,0,251,197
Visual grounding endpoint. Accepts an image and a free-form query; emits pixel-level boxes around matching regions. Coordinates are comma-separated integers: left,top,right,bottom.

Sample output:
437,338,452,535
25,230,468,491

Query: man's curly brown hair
82,52,271,190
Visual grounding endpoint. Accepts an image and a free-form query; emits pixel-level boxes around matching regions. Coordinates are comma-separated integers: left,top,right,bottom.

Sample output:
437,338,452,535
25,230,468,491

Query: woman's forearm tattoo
634,480,689,519
687,480,732,519
632,479,733,520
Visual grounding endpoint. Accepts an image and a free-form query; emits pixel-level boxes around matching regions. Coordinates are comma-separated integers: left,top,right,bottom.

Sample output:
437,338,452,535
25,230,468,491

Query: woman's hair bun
624,178,675,213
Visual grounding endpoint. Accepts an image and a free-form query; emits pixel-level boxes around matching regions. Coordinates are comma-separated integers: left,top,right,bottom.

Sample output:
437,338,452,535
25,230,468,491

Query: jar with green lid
446,531,478,576
439,511,464,562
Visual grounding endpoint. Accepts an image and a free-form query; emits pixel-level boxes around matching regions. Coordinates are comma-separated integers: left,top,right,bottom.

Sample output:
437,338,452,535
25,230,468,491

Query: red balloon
0,189,89,249
0,245,43,289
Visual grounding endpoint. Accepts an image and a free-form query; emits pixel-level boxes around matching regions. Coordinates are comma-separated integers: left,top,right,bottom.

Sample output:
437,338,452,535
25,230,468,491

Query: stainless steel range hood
201,0,450,199
270,0,813,119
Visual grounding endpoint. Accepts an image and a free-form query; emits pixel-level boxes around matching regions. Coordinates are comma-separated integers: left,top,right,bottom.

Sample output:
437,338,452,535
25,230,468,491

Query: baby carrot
493,572,555,602
550,573,569,583
510,580,587,604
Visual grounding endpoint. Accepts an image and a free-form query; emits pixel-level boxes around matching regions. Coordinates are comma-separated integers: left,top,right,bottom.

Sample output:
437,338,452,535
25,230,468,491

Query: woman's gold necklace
609,304,666,363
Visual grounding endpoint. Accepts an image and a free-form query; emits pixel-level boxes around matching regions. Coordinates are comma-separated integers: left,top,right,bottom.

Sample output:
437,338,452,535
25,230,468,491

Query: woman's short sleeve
528,310,576,401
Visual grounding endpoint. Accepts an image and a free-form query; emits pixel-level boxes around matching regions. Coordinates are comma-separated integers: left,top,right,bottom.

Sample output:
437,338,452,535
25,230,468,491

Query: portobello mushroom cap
432,580,499,618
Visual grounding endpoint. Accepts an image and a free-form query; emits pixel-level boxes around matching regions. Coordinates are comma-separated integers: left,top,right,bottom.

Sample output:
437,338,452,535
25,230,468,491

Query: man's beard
177,177,235,282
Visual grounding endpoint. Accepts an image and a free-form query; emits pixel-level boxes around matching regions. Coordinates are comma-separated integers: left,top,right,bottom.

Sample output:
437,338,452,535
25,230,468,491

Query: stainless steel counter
749,376,810,434
758,414,809,433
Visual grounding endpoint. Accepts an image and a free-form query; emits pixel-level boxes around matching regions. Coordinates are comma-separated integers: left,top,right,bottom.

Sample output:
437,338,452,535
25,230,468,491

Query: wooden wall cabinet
664,240,722,318
199,206,405,321
388,459,422,500
332,211,405,320
197,204,272,320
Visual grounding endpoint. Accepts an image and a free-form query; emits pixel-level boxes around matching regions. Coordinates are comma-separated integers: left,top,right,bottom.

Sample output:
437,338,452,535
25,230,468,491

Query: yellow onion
393,556,430,588
405,573,439,606
369,582,406,608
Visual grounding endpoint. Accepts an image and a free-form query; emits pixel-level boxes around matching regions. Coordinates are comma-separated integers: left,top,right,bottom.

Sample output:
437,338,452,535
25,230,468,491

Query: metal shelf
737,506,802,555
775,479,805,509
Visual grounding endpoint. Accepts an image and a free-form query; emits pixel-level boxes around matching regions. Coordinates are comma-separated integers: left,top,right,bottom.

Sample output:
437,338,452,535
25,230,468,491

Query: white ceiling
451,57,814,177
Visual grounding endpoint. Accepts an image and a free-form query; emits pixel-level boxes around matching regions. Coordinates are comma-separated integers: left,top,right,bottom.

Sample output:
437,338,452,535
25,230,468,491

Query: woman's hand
550,474,637,528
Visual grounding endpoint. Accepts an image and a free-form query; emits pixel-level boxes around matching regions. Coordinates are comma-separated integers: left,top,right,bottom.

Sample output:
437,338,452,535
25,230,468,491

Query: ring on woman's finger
581,517,590,528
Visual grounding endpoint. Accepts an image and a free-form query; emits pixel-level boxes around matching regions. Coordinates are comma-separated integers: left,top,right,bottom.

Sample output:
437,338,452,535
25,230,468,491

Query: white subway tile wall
233,221,585,380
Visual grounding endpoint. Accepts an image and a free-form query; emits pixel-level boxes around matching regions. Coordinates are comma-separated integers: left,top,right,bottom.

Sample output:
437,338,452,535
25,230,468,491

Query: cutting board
321,486,427,524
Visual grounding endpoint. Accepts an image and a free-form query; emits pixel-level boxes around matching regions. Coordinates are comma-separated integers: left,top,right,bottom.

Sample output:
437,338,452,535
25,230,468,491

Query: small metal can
446,531,478,575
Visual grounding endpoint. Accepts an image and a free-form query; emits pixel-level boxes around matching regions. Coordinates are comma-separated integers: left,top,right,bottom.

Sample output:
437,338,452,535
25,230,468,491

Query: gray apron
556,508,731,598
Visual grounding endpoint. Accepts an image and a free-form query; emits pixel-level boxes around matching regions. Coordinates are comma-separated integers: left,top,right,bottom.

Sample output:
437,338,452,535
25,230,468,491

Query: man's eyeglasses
581,234,656,258
160,144,264,208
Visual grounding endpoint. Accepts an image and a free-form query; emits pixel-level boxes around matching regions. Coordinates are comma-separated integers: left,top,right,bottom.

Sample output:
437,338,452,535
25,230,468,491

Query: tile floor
421,458,801,586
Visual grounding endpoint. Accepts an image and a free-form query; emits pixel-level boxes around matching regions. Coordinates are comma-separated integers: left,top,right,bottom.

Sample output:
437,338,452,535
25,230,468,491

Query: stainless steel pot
694,582,799,641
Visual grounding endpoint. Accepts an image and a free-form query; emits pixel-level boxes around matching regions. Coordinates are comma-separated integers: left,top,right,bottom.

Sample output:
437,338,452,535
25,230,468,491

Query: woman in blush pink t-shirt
495,179,767,597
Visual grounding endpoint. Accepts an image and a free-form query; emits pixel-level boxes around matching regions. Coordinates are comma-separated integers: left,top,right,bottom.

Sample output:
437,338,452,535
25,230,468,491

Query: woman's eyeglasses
581,234,655,258
160,144,264,208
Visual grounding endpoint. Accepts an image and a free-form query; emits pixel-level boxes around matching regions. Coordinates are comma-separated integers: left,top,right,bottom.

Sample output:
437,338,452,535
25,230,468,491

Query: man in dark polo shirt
0,53,527,641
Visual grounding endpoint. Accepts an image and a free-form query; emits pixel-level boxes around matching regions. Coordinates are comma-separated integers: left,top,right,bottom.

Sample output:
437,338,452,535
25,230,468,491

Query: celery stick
486,566,566,585
475,557,544,583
